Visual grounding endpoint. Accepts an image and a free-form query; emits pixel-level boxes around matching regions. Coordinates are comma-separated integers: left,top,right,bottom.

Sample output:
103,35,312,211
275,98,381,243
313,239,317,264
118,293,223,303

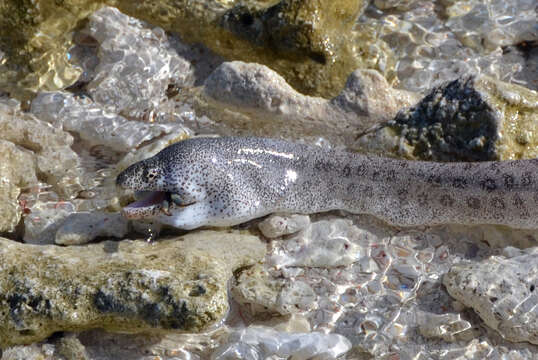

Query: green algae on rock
357,76,538,161
0,231,265,348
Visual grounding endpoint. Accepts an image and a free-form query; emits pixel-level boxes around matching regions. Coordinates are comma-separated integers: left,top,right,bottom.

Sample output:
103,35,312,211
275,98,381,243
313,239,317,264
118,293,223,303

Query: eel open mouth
122,191,191,219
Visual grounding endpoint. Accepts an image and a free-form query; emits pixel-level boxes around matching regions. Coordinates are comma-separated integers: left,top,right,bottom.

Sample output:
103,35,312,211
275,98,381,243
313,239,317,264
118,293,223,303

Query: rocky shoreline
0,1,536,359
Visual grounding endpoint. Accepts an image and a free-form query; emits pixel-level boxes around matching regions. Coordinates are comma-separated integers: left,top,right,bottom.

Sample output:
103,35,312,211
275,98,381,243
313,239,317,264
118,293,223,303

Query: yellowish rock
0,231,265,348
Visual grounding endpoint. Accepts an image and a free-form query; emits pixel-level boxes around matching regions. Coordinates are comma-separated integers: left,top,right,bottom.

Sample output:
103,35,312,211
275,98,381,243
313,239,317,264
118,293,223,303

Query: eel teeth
170,193,184,206
161,200,172,216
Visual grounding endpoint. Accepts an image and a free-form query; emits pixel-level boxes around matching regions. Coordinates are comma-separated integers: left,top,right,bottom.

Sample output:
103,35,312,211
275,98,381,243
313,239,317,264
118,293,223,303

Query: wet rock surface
0,231,265,347
211,326,352,360
443,247,538,344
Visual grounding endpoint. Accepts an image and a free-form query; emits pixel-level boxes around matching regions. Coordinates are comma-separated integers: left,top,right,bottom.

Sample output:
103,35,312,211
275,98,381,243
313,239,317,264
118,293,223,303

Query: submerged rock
211,325,351,360
0,140,37,233
0,98,83,233
443,247,538,344
201,62,419,146
258,214,311,239
81,6,195,120
31,92,190,153
417,311,474,342
0,231,265,347
55,211,129,245
358,76,538,161
0,0,101,99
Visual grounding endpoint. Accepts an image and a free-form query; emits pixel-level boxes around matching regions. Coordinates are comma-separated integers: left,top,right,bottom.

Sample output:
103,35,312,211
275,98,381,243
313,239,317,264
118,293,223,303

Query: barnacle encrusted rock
358,76,538,161
443,247,538,344
0,231,265,347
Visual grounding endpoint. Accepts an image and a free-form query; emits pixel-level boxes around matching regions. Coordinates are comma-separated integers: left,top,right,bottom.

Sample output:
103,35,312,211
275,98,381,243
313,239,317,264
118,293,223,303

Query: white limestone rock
443,247,538,344
84,7,195,119
55,211,129,245
211,326,351,360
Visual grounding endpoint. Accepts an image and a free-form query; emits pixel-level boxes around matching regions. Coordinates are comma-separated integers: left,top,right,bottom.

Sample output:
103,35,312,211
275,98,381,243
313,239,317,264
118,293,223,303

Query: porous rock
358,75,538,161
202,62,419,147
83,7,195,119
55,211,129,245
0,231,265,347
233,264,318,316
443,247,538,344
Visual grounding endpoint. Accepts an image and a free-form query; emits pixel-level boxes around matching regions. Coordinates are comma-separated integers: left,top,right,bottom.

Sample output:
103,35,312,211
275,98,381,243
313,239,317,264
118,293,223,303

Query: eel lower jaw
121,191,194,220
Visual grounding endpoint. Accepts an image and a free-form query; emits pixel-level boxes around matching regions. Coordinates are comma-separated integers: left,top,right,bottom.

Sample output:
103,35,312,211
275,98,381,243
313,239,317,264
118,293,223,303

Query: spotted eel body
116,137,538,230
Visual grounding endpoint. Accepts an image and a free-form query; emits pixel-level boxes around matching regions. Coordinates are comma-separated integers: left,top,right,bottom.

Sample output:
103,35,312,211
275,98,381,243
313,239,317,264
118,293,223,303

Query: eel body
116,137,538,230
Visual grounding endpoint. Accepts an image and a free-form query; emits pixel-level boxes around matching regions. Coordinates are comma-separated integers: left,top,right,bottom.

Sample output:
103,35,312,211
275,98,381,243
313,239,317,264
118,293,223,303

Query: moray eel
116,136,538,230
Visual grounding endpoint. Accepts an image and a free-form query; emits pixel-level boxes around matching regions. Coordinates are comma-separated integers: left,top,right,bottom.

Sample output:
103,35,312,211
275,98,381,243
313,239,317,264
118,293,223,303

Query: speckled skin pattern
116,137,538,230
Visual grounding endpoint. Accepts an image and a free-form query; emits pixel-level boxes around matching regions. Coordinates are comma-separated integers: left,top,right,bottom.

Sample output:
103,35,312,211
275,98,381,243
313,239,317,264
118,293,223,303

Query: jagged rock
83,7,195,119
0,98,83,199
0,231,265,347
0,98,84,233
358,76,538,161
443,247,538,344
